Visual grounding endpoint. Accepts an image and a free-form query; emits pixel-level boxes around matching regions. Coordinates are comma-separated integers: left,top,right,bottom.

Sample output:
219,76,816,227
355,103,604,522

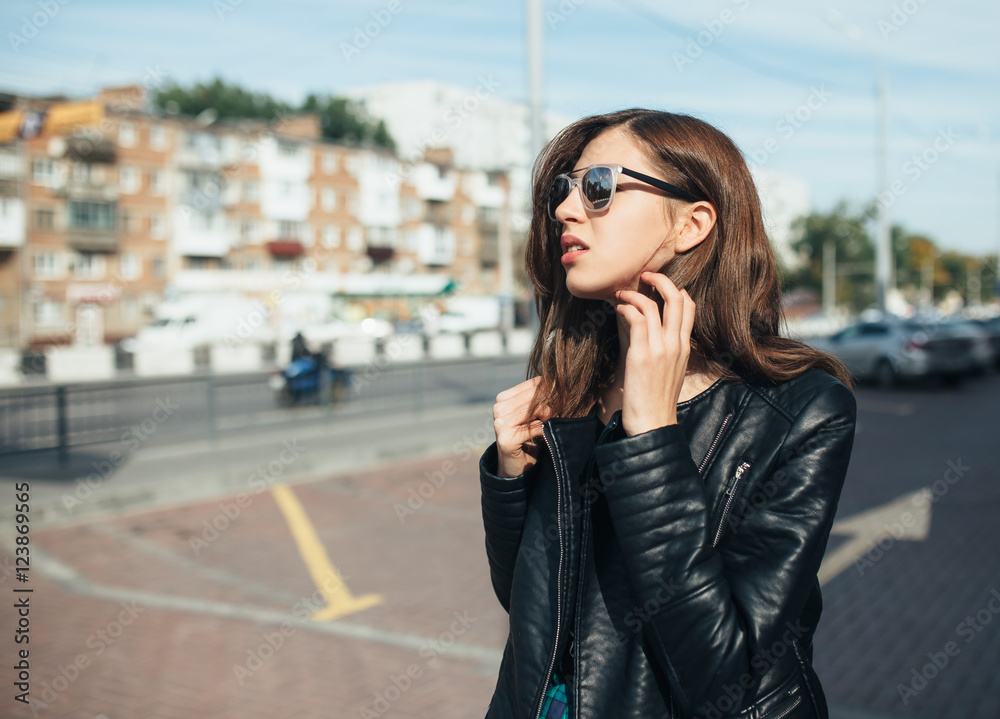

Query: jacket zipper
770,691,802,719
713,460,751,548
697,412,733,475
536,425,565,719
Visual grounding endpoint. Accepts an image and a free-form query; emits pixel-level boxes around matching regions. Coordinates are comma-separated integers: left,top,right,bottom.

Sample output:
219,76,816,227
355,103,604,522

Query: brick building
0,84,523,353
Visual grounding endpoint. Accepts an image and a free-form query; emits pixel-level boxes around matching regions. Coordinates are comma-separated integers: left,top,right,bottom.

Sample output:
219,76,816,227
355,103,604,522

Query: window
347,193,359,213
277,140,298,157
34,300,64,327
149,170,166,195
119,122,136,147
32,159,61,187
150,213,165,239
119,253,141,280
347,226,363,251
33,252,64,278
323,152,338,174
244,181,259,202
152,256,165,277
190,211,213,231
321,188,336,212
861,323,889,336
345,155,359,176
322,225,340,248
33,208,55,230
68,201,115,231
150,125,167,150
120,296,140,321
244,258,262,272
241,220,261,244
119,210,133,234
278,219,300,239
0,151,19,177
74,252,106,279
119,166,140,194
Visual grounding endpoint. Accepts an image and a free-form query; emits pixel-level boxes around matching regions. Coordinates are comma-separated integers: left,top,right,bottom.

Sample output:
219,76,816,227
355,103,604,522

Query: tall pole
823,237,836,316
996,168,1000,301
498,175,514,334
527,0,545,160
525,0,545,337
875,61,891,315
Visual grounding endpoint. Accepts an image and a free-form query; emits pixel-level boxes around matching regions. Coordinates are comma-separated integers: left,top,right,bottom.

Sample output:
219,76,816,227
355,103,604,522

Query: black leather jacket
480,367,857,719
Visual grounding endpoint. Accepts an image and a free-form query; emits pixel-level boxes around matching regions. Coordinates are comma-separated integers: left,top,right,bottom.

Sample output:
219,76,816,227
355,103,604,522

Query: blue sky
3,0,998,258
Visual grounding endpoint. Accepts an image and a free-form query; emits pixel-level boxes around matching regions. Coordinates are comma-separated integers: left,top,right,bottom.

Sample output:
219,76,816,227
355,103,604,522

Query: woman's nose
554,184,585,223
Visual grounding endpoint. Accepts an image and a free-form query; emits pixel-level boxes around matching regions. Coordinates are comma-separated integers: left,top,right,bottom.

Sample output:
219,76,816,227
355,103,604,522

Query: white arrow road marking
819,487,932,586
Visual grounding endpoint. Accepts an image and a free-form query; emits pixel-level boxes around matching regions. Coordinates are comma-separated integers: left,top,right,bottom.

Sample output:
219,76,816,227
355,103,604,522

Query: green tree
154,77,395,150
154,76,294,121
787,200,875,312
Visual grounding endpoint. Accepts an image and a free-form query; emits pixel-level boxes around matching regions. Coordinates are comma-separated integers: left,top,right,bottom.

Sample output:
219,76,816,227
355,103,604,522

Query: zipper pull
724,461,751,495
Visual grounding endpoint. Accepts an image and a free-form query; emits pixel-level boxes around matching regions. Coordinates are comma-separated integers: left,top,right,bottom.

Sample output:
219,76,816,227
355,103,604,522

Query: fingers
493,376,553,451
616,273,695,354
494,375,541,404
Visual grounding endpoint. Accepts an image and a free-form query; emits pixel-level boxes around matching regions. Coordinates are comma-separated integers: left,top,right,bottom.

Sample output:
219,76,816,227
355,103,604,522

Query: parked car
809,318,975,387
941,317,996,375
978,316,1000,368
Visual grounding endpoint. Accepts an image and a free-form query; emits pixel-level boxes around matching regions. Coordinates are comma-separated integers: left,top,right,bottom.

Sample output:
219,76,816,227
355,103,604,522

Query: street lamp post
825,10,894,316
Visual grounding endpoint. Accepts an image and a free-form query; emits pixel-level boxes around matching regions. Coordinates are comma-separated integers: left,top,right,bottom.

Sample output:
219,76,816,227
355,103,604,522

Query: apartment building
0,84,522,351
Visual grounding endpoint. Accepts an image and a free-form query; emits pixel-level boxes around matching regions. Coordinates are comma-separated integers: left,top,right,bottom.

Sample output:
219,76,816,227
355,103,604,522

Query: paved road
0,370,998,718
0,354,528,454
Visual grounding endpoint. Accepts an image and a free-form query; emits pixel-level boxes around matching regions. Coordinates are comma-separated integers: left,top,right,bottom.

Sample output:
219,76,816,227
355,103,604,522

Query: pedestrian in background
481,108,858,719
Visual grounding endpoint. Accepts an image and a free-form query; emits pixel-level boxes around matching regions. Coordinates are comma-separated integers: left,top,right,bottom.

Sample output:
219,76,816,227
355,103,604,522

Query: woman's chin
565,278,614,303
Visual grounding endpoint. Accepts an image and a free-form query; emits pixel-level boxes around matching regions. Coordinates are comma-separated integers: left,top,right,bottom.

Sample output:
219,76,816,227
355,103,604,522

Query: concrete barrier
428,333,466,359
46,345,116,382
210,343,261,372
0,349,21,386
507,328,535,354
333,337,376,366
470,330,503,357
134,346,196,376
382,333,425,362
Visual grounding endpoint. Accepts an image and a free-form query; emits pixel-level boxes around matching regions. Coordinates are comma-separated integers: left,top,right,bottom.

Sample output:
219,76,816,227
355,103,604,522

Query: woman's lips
561,248,587,264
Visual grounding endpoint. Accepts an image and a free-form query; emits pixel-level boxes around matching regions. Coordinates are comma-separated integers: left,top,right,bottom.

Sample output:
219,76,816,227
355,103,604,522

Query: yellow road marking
271,483,383,620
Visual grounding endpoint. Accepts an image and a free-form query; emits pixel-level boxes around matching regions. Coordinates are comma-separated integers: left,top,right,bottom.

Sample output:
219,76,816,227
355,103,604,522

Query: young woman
480,109,858,719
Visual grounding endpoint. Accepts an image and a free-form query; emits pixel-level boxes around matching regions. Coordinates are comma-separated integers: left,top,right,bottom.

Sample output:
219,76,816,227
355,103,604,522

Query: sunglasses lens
584,167,614,210
548,176,570,219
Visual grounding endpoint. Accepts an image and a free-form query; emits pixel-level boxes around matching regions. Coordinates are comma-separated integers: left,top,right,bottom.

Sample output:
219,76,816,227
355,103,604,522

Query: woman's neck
596,312,720,422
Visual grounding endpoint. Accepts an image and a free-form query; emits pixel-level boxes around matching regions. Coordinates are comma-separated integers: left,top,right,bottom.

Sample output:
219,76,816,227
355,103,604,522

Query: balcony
0,197,25,248
413,164,456,202
424,201,452,225
57,177,118,202
67,229,117,253
266,239,304,257
65,136,116,164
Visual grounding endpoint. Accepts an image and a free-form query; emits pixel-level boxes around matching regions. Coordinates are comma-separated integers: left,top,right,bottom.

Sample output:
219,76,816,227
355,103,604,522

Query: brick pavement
3,375,1000,718
2,451,507,719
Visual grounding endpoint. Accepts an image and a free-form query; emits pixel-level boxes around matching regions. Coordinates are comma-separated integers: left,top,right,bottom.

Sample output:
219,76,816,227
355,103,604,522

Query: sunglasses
547,164,703,221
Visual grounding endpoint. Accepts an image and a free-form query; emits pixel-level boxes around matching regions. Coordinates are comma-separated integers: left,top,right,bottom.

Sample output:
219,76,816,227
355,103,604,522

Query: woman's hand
614,271,696,437
492,376,554,478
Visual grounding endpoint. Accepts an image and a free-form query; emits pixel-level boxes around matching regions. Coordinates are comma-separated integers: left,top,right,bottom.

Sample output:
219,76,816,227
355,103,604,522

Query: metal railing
0,354,530,461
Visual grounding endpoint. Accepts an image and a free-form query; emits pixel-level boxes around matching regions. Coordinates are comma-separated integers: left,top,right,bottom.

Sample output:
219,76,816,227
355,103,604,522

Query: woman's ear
675,201,717,253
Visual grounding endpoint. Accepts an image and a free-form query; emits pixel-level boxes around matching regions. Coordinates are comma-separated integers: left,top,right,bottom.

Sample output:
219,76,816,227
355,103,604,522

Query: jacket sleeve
594,380,857,717
480,442,538,614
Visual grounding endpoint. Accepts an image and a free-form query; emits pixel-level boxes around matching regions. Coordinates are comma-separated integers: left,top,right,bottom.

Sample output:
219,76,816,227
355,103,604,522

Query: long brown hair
525,108,854,419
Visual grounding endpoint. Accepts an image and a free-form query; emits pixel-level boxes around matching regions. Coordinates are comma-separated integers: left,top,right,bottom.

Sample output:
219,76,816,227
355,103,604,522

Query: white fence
1,328,540,386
